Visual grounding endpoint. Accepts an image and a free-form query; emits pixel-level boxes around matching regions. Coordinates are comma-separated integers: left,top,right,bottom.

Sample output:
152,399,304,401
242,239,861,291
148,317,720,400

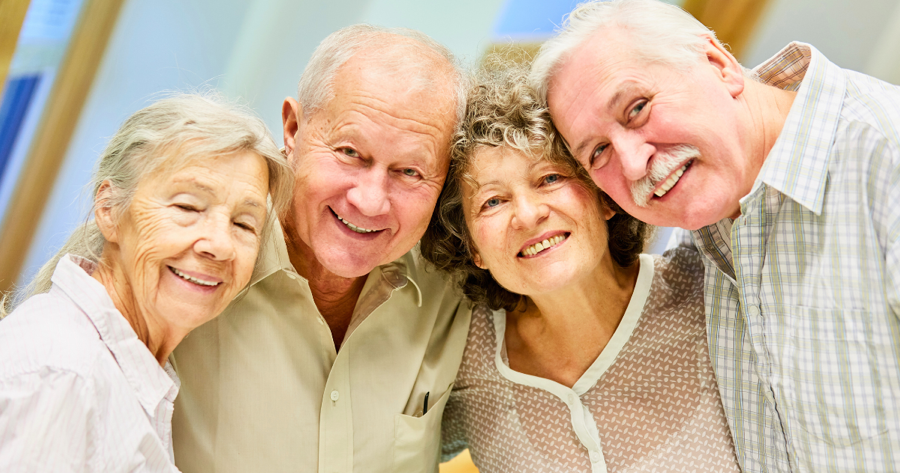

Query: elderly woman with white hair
0,94,293,471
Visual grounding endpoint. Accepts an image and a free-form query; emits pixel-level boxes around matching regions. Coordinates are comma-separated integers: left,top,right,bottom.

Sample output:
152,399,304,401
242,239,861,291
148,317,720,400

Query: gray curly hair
420,64,651,311
1,93,294,317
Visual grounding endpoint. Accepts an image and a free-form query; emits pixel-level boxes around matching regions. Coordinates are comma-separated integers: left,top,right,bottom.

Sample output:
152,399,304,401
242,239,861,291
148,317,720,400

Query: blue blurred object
492,0,583,41
0,75,42,183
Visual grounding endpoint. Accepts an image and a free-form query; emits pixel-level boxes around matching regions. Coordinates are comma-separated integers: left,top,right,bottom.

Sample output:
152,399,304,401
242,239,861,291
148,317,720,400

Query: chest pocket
771,305,892,448
392,386,452,473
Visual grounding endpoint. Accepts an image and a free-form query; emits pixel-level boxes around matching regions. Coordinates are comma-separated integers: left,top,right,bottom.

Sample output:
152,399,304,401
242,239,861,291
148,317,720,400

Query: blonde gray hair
1,93,294,317
529,0,727,103
297,24,469,126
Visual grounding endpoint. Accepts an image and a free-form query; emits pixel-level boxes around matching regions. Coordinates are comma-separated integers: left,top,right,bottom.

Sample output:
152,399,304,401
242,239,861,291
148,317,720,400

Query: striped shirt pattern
691,42,900,472
0,255,180,472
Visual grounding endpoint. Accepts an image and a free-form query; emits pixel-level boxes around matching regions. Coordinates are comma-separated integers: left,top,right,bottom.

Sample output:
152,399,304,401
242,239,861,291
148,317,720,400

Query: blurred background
1,0,899,469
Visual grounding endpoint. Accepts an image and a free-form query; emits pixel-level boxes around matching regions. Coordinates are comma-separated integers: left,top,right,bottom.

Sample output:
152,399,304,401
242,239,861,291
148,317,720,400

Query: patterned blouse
441,249,742,473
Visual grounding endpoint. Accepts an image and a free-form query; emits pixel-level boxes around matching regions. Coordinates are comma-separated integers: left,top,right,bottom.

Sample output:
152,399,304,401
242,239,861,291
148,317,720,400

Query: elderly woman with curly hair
0,94,293,472
420,67,742,473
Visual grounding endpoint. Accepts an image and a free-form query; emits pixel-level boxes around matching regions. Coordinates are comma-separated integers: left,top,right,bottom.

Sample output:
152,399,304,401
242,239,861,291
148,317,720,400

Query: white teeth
654,164,689,198
171,267,219,286
521,234,567,256
336,213,375,233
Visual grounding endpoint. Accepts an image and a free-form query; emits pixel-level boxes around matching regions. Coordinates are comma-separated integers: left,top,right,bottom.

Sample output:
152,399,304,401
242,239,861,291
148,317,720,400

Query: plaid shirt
690,43,900,472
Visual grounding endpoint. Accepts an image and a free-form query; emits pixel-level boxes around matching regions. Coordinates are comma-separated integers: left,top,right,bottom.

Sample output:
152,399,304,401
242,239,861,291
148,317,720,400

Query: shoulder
0,290,109,382
457,304,500,381
652,248,705,288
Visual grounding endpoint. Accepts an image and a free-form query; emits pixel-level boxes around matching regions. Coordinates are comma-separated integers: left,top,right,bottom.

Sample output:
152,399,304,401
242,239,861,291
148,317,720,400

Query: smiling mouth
519,233,569,257
331,208,380,234
653,160,693,199
169,266,221,287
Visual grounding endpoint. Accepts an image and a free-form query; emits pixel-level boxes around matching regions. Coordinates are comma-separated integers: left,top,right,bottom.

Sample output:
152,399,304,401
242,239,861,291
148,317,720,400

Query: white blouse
442,249,742,473
0,255,180,472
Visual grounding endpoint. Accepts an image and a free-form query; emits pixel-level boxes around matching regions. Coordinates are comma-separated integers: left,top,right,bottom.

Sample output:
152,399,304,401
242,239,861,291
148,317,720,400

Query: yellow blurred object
439,449,479,473
681,0,773,60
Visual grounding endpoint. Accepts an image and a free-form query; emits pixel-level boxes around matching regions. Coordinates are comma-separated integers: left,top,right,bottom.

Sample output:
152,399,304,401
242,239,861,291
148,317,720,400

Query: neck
732,80,797,218
505,254,640,388
281,221,366,350
91,253,182,366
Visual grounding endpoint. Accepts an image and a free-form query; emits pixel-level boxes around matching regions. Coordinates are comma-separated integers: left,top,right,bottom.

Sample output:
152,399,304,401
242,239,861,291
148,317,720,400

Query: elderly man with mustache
532,0,900,472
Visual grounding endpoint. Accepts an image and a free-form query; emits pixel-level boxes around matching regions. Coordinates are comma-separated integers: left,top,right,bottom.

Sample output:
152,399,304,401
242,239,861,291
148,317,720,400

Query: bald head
297,24,467,126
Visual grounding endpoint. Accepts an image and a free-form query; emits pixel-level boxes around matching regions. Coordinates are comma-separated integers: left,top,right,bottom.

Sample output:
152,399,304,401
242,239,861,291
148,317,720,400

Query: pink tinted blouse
442,249,742,473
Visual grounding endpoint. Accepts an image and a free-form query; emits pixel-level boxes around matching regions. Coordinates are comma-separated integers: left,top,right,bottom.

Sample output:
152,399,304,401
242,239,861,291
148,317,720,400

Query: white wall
21,0,505,283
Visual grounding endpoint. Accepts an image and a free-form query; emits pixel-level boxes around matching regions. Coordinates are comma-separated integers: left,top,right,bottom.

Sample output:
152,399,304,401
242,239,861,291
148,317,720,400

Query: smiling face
462,146,614,297
105,151,269,334
547,29,755,230
281,51,457,278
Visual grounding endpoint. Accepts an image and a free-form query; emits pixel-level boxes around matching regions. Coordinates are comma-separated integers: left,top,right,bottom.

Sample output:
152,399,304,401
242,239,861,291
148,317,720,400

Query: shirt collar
52,254,180,417
752,42,846,215
246,217,423,307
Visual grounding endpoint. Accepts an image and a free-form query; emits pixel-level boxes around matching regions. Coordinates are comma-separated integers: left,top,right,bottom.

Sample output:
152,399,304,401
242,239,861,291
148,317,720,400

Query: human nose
612,133,655,182
346,169,391,216
510,193,549,230
194,214,236,261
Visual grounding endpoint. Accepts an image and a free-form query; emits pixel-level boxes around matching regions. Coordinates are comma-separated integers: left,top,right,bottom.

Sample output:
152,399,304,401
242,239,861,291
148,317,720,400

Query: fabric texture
693,42,900,472
171,219,470,473
442,250,741,473
0,255,180,472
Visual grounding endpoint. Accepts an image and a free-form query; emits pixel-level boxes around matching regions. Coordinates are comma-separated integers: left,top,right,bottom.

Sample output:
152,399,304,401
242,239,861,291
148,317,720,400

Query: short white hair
529,0,725,103
297,24,469,127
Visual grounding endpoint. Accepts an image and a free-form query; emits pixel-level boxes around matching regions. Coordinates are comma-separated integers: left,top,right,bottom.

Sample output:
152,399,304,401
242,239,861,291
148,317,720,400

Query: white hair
1,93,294,317
297,24,469,127
529,0,729,103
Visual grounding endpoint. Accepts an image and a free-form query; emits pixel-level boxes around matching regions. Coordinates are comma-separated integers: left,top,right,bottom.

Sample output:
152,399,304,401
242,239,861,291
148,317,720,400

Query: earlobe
702,35,745,98
94,181,119,244
282,97,302,158
473,251,486,270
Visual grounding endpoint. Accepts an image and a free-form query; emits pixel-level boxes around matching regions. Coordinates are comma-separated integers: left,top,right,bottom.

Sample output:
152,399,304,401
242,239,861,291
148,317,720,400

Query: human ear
93,181,119,244
473,250,486,270
702,34,745,98
282,97,302,160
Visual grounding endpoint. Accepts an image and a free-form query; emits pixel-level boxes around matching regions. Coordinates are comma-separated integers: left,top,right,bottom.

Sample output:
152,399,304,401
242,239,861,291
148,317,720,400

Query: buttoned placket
305,264,411,473
730,186,795,471
491,311,609,473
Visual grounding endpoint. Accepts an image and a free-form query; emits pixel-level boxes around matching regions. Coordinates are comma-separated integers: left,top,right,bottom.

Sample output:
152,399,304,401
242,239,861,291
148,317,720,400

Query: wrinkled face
462,146,614,297
285,56,456,278
547,30,752,230
111,151,269,332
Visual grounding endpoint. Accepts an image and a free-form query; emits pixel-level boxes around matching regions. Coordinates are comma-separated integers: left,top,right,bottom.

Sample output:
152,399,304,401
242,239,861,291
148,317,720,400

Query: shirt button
747,305,761,317
568,393,577,403
330,390,339,402
590,451,600,463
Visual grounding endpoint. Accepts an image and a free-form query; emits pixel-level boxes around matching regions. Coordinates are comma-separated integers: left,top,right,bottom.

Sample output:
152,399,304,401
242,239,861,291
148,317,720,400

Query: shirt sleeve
440,387,468,462
0,369,101,472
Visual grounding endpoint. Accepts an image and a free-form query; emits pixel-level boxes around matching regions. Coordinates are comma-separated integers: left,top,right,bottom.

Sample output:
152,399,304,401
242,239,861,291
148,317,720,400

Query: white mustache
630,145,700,207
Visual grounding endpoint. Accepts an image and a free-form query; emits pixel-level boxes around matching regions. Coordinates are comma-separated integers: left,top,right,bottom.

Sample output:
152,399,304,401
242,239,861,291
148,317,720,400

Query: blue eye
544,174,561,185
485,197,500,208
590,144,608,167
402,168,419,177
628,100,646,120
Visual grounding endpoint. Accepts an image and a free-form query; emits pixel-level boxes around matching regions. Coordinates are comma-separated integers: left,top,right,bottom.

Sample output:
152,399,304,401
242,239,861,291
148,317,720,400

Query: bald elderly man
532,0,900,472
171,25,470,473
